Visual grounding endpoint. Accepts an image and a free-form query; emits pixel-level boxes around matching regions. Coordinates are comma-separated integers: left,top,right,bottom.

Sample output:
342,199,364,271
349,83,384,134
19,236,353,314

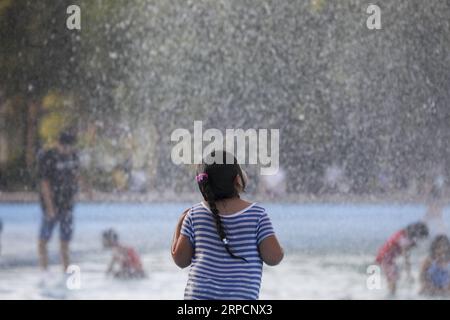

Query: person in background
424,183,447,237
420,235,450,296
102,228,145,279
375,221,429,296
37,130,80,274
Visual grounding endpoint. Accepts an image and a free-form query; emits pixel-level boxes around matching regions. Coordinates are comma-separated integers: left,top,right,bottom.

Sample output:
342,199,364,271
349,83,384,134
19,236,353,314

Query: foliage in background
0,0,449,195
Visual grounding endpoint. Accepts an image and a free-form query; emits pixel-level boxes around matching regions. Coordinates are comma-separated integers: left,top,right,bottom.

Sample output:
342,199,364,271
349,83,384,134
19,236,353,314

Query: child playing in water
102,229,146,279
375,221,429,296
420,235,450,296
171,151,284,300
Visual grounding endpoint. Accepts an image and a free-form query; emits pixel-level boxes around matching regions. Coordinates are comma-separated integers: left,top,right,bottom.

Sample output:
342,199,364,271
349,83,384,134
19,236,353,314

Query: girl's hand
171,208,194,268
259,235,284,266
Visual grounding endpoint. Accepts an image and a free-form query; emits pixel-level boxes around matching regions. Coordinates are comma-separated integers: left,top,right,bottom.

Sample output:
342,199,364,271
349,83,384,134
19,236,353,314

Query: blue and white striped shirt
180,202,275,300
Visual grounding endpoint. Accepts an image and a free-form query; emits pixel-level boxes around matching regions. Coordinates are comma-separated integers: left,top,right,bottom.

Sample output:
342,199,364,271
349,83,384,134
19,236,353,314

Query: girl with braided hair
171,151,283,300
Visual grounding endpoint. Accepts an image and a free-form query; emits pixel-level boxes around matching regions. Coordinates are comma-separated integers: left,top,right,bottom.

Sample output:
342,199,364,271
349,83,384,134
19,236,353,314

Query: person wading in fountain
37,130,80,278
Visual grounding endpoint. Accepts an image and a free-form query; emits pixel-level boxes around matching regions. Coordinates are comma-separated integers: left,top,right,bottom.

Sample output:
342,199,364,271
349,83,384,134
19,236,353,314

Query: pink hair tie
196,173,208,183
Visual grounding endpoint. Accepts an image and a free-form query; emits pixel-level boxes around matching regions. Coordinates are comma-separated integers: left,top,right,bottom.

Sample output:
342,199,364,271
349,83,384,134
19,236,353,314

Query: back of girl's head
196,150,248,262
430,234,450,259
197,151,246,202
406,222,429,240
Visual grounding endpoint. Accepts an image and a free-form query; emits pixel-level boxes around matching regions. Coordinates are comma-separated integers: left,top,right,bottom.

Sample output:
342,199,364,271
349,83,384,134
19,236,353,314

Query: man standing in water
37,131,79,274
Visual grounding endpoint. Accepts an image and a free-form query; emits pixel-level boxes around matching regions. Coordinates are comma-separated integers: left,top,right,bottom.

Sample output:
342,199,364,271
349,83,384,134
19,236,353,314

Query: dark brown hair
196,151,247,262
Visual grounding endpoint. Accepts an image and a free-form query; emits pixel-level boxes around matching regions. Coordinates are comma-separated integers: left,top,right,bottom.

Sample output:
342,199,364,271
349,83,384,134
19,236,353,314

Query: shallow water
0,202,448,299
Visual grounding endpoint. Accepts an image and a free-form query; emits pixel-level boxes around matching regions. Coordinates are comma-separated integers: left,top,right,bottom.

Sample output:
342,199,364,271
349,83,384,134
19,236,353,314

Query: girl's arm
258,235,284,266
171,209,194,268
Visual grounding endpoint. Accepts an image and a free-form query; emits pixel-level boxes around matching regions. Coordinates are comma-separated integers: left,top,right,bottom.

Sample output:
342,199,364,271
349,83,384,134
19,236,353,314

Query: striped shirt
180,202,276,300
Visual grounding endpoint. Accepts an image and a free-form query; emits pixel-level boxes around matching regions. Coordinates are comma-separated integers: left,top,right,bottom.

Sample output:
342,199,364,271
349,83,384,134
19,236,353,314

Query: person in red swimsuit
102,229,146,279
376,222,429,295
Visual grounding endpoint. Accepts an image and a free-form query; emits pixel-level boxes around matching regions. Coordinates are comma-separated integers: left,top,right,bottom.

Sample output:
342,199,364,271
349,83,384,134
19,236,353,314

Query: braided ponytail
203,183,247,262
